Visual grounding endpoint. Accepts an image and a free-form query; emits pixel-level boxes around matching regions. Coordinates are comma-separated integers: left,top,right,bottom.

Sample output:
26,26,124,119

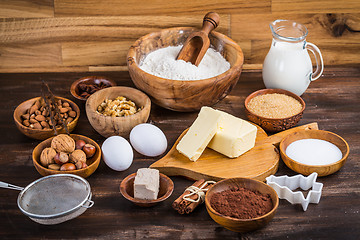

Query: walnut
40,147,57,167
51,134,75,153
70,149,87,163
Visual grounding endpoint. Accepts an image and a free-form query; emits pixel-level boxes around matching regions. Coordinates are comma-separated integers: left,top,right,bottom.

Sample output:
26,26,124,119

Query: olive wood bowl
279,129,349,176
85,86,151,138
14,96,80,140
120,172,174,207
245,89,305,132
127,27,244,112
32,134,101,178
70,76,116,101
205,178,279,233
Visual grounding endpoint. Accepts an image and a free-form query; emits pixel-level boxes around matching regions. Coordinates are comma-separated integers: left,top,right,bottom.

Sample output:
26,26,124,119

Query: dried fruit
40,147,57,167
51,134,75,153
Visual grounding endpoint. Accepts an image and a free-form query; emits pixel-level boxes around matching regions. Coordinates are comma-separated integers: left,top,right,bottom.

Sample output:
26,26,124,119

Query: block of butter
207,110,257,158
176,106,223,161
134,168,160,200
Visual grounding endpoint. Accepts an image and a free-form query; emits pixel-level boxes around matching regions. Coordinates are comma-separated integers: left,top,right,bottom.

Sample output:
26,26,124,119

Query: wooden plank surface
0,67,359,239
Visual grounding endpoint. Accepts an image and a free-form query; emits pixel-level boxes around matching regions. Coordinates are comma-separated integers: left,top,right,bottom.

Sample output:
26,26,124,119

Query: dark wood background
0,68,359,239
0,1,359,73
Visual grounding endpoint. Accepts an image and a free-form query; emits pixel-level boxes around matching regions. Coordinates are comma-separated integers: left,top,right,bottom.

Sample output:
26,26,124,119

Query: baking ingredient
83,144,96,158
48,164,61,170
70,149,87,164
211,187,273,219
130,123,167,157
40,147,57,167
102,136,133,171
286,139,343,165
134,168,160,200
60,163,76,171
97,96,142,117
20,98,77,129
247,93,302,118
51,134,75,153
208,111,257,158
77,80,111,99
54,152,69,165
139,45,230,80
75,140,86,150
176,106,223,161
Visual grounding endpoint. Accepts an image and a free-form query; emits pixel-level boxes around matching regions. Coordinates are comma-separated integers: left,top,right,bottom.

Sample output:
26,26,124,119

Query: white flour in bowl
139,45,230,80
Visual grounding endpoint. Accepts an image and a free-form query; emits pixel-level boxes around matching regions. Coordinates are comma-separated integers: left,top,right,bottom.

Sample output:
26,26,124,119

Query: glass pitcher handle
306,42,324,81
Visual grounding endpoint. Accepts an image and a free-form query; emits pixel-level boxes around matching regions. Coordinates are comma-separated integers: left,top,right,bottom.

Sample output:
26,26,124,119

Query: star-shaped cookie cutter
266,172,323,211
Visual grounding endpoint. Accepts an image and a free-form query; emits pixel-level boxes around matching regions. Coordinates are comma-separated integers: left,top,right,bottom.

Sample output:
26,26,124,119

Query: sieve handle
81,199,94,209
0,181,24,191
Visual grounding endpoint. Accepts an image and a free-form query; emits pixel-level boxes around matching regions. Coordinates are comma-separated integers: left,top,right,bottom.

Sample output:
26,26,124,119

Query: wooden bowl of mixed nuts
85,86,151,138
32,134,101,178
13,96,80,140
70,76,116,101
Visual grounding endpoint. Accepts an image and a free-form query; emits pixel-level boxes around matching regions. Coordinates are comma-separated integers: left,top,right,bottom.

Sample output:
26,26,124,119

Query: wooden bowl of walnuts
13,96,80,140
32,134,101,178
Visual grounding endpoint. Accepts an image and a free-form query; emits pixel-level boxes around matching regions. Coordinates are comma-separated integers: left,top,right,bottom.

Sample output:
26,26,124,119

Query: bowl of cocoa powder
205,178,279,233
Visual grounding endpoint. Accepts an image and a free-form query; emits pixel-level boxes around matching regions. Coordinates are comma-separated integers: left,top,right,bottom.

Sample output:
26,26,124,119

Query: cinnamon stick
185,182,214,214
172,179,206,211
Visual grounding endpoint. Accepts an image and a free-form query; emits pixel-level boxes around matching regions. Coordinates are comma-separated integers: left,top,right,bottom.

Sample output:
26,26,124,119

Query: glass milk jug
262,20,324,96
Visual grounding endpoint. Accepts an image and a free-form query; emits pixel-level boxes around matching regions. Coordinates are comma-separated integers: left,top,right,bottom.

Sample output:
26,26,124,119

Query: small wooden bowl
205,178,279,233
70,76,116,101
245,89,305,132
127,27,244,112
120,172,174,207
279,129,349,176
14,96,80,140
85,86,151,138
32,134,101,178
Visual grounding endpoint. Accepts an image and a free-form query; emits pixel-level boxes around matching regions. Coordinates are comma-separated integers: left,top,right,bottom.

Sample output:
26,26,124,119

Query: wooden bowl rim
85,86,151,120
70,76,117,101
244,89,306,120
119,172,174,204
32,134,101,175
205,177,279,222
13,96,80,132
279,129,350,168
127,26,244,83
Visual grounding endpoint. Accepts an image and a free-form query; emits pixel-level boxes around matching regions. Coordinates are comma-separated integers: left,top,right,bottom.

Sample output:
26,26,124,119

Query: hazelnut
54,152,69,165
70,149,86,163
51,134,75,153
75,139,86,150
40,147,56,167
83,144,96,158
48,164,61,171
60,163,76,171
75,161,87,170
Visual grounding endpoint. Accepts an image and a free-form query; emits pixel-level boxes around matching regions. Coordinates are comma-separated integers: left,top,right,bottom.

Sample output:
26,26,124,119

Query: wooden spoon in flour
176,12,220,66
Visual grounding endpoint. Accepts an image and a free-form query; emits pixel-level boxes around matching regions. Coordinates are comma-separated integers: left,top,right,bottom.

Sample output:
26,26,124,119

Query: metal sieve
0,174,94,225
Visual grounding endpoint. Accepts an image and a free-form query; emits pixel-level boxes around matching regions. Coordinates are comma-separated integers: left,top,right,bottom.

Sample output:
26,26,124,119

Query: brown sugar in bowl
32,134,101,178
205,177,279,233
245,89,305,132
127,27,244,112
85,86,151,138
14,96,80,140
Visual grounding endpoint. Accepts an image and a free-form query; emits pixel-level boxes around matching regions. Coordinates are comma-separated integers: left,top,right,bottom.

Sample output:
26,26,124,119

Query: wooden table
0,68,359,239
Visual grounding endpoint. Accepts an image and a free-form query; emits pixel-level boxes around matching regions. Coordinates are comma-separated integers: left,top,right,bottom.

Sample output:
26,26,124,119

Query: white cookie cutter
266,172,323,211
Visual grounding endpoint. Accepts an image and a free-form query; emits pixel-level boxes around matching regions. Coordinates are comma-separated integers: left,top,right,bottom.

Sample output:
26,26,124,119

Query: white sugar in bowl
102,136,133,171
130,123,167,157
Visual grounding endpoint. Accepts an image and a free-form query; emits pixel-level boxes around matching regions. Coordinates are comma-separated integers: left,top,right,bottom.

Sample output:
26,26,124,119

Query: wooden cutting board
150,122,318,181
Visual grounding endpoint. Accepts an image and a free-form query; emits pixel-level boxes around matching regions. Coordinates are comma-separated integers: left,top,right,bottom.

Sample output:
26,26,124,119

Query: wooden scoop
176,12,220,66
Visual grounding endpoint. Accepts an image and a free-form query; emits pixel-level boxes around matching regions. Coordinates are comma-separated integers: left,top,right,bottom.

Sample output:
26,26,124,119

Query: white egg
130,123,167,157
102,136,133,171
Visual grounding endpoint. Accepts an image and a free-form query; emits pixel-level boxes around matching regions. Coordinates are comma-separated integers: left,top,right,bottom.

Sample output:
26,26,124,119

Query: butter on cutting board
208,110,257,158
176,106,257,160
176,106,223,162
134,168,160,200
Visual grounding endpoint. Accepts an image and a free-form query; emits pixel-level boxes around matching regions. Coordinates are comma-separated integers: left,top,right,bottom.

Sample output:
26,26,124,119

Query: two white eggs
102,123,167,171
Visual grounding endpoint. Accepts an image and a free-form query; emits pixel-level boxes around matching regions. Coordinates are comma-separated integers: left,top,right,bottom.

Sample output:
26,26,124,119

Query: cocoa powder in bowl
210,187,273,219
